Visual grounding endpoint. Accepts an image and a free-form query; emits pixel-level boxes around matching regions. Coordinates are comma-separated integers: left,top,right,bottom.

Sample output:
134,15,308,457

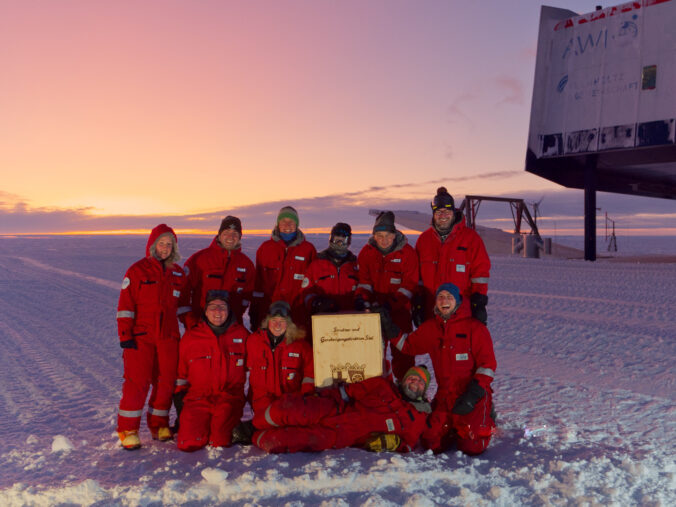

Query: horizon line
1,227,675,237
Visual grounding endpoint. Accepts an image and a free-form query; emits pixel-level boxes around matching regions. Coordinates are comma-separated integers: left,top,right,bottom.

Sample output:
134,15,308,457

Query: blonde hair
150,233,181,264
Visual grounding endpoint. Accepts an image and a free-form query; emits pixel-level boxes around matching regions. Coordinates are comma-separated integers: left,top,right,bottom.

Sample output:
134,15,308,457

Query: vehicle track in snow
488,258,676,400
15,256,120,291
0,256,122,452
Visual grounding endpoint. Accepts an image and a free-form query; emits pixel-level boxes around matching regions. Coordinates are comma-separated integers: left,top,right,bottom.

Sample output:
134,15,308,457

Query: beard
401,384,421,401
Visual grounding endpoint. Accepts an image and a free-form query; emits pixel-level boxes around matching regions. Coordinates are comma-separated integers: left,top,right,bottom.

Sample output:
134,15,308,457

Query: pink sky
1,1,674,236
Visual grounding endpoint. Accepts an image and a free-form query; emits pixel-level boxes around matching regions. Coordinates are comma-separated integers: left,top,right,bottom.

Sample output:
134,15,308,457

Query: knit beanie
219,216,242,236
205,289,230,306
330,222,352,245
436,282,462,306
203,290,233,332
431,187,454,211
277,206,299,226
372,211,396,234
402,365,432,400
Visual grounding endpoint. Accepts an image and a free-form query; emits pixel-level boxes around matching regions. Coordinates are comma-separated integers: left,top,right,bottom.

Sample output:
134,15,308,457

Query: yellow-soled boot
156,427,173,442
118,431,141,450
364,433,401,452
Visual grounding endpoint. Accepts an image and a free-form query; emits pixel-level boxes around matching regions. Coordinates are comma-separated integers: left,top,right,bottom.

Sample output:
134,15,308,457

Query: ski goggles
268,300,291,318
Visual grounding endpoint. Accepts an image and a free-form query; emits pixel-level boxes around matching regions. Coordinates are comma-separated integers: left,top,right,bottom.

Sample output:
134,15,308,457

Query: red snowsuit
415,213,490,319
391,312,496,455
252,229,317,326
246,328,315,428
116,224,189,434
253,376,429,453
174,319,248,451
355,232,419,379
182,237,255,329
301,249,359,311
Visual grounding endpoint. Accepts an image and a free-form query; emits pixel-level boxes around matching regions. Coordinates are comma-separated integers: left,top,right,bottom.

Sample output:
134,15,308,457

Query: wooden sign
311,312,383,388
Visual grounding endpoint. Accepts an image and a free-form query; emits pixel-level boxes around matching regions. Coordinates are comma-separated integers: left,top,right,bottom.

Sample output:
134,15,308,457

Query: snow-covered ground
0,234,674,506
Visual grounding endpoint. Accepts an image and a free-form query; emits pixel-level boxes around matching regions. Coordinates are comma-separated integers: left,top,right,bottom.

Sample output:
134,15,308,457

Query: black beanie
372,211,396,234
205,289,230,306
330,222,352,244
431,187,454,211
219,216,242,236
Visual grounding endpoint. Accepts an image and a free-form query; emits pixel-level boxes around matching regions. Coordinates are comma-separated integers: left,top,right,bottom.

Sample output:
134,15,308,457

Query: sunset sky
1,0,674,236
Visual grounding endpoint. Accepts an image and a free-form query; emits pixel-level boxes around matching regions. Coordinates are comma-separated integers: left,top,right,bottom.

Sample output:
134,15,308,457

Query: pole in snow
584,155,597,261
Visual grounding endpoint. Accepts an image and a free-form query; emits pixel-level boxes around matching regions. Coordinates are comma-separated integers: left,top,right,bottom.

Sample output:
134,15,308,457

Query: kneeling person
389,283,496,455
174,290,249,451
247,300,315,428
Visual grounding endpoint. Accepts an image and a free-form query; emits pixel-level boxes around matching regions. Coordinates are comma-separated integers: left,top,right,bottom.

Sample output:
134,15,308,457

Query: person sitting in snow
384,282,497,455
251,366,432,453
246,300,315,431
173,290,249,451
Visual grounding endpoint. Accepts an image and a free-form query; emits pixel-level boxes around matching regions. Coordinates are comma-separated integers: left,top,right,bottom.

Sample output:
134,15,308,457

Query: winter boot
118,430,141,450
152,427,173,442
364,433,401,452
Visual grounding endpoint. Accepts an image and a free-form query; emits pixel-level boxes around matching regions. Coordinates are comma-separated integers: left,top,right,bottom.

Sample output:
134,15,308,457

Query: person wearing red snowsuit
182,216,255,329
250,206,317,329
246,301,315,429
301,222,359,314
355,211,419,380
174,292,249,451
252,372,431,453
116,224,189,447
390,282,496,455
414,187,490,324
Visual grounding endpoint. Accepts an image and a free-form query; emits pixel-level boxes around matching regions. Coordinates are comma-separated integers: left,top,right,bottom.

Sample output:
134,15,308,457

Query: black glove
354,296,370,311
120,339,137,350
411,293,425,328
231,420,254,445
247,306,259,331
311,295,338,315
470,293,488,325
452,379,486,415
173,391,186,418
171,391,187,432
372,305,400,340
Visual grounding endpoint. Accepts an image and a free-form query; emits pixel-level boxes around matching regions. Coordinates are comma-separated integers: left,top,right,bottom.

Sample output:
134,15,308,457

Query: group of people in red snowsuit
115,187,496,456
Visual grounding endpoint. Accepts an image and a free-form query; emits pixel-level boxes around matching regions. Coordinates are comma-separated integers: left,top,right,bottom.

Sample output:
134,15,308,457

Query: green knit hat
403,365,432,391
277,206,299,226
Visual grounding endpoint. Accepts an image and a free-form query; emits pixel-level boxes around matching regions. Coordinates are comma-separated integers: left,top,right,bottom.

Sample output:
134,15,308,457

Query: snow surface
0,235,674,506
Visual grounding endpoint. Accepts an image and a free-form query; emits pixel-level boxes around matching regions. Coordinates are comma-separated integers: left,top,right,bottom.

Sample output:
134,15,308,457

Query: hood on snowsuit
146,224,181,264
